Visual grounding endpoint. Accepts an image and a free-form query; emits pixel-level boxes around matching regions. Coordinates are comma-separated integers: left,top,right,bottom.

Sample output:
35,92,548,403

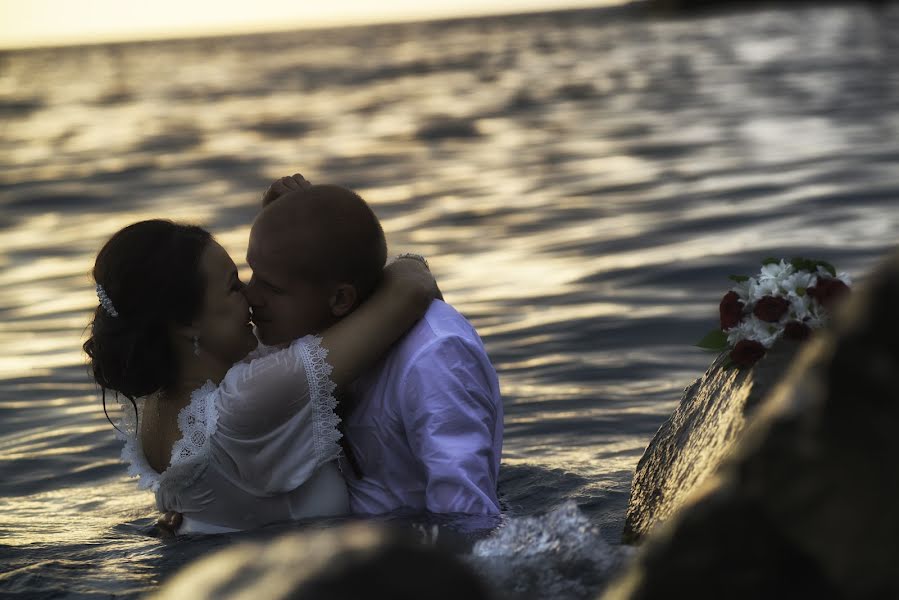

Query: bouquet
697,257,851,367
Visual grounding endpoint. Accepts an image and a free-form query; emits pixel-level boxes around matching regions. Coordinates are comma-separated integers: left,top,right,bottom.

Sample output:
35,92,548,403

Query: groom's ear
329,284,358,318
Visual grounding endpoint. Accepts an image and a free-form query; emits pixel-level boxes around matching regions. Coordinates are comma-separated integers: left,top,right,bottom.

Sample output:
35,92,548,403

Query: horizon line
0,1,639,52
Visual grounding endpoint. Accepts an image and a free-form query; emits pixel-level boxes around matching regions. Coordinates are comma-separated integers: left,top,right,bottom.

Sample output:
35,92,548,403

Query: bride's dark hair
83,220,212,419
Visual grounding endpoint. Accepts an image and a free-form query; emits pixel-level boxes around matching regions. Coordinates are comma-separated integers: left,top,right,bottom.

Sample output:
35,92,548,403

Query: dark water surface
2,3,898,598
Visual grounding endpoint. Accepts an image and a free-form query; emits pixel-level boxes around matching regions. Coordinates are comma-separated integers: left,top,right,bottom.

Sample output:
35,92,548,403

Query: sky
0,0,629,50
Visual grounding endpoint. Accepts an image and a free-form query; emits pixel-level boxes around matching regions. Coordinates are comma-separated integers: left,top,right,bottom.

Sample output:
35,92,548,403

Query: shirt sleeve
400,335,503,515
211,335,342,495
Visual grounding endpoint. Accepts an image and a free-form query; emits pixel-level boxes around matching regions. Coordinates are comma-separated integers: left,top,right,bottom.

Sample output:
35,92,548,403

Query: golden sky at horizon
0,0,629,49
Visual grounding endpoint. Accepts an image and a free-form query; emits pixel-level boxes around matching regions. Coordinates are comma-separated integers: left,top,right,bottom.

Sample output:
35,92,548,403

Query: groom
241,174,503,516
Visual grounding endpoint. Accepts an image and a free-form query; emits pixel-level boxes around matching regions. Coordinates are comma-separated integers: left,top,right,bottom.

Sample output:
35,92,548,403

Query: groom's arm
400,336,503,515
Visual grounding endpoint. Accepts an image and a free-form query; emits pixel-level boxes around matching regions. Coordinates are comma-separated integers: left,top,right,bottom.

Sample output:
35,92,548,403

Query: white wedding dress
117,335,349,534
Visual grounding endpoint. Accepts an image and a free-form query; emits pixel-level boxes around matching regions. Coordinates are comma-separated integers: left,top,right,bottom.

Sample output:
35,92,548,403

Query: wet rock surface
623,339,802,542
606,249,899,599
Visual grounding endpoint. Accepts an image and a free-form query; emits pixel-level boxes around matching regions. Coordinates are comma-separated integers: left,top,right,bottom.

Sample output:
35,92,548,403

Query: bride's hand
318,254,439,387
385,256,442,303
156,511,182,537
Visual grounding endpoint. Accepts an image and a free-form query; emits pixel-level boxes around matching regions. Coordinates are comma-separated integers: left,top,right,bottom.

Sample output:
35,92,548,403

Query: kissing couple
84,174,503,534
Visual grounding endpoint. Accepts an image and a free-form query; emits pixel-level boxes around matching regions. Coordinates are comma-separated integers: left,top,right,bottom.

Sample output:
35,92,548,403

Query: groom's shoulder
394,300,487,361
421,299,478,337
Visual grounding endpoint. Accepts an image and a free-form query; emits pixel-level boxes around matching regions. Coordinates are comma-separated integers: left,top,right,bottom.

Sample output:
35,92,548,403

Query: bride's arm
210,257,436,489
319,257,438,387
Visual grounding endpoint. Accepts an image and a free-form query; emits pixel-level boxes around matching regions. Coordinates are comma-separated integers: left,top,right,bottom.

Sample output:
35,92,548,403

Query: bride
83,219,437,533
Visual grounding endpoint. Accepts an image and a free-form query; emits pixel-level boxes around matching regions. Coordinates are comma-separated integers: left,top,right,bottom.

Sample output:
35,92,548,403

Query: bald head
251,184,387,302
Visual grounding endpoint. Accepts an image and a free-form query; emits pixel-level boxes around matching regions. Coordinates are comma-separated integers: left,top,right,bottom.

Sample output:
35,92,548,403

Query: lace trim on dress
298,335,343,466
171,380,218,468
116,381,217,493
116,396,161,492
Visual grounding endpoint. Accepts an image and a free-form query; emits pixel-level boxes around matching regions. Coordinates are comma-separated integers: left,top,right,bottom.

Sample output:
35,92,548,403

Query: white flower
787,294,813,321
758,260,794,282
805,313,825,329
748,276,779,301
751,318,781,348
725,320,749,345
730,280,750,302
726,316,781,349
814,266,852,287
779,271,816,296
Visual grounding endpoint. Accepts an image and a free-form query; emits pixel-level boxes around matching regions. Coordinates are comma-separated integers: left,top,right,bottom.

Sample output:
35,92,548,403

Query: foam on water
471,502,632,599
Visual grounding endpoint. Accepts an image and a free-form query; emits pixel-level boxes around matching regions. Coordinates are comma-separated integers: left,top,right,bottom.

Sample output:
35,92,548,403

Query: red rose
753,296,790,323
783,321,811,341
807,278,850,310
719,291,744,330
730,339,766,367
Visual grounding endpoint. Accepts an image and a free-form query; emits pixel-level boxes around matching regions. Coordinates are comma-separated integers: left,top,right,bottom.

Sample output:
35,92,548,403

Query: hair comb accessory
96,284,119,317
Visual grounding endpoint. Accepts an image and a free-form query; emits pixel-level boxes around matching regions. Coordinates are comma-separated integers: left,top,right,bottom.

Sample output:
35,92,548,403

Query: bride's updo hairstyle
84,220,212,405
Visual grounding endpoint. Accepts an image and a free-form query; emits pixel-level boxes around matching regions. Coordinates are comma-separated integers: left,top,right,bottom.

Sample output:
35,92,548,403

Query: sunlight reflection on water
1,2,898,597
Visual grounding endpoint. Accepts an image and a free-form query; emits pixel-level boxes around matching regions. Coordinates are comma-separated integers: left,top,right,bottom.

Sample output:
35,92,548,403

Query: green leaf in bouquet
790,257,837,277
696,329,729,351
790,257,814,272
762,257,779,265
817,260,837,276
728,275,749,283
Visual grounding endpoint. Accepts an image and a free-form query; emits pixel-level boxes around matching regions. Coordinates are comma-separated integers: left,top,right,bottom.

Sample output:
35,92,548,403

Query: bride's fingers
385,258,440,301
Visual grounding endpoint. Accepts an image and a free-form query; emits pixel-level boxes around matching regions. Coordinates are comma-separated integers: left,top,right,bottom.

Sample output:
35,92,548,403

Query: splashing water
471,502,633,599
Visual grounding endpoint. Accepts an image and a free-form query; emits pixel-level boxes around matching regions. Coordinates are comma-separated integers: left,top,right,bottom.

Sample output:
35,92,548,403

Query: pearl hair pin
96,284,119,317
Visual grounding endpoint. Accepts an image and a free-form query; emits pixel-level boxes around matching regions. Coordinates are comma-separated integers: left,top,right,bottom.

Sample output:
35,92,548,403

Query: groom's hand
261,173,312,207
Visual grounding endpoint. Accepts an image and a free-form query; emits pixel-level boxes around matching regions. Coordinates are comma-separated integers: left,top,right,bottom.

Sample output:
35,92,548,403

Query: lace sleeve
298,335,342,466
171,381,218,468
216,335,341,456
211,335,343,494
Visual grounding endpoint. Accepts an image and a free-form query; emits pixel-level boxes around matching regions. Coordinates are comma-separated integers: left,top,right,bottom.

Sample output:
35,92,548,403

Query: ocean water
1,3,898,598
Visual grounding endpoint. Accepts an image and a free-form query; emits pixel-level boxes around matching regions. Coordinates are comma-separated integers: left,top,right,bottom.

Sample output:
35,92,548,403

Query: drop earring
193,335,201,356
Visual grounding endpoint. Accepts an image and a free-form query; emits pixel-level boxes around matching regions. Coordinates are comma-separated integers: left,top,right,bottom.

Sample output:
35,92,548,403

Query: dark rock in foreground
150,522,492,600
623,339,802,542
605,248,899,599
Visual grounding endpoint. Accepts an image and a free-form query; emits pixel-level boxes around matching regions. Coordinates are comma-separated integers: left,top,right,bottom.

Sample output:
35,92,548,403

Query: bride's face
192,241,258,363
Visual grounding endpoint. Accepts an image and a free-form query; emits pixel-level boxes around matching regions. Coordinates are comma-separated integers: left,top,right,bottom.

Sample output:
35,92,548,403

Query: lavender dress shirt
341,300,503,515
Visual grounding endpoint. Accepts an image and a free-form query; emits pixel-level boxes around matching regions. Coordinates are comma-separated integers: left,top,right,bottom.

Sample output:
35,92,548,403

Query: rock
622,338,803,543
604,248,899,599
150,522,492,600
